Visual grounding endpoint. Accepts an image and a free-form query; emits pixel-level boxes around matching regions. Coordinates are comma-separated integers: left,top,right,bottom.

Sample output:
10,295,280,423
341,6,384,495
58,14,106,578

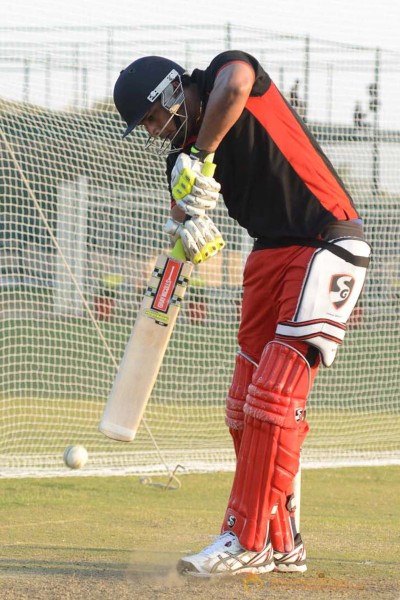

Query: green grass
0,467,399,599
0,311,398,405
1,388,400,478
1,397,400,461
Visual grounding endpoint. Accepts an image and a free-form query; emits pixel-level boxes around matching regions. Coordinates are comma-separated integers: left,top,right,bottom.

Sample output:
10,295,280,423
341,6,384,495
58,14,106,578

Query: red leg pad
225,352,256,459
222,342,311,551
270,490,296,553
270,419,309,552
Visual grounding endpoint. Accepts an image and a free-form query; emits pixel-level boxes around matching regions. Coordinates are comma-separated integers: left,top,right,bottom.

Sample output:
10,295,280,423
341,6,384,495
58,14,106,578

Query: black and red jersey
167,50,360,244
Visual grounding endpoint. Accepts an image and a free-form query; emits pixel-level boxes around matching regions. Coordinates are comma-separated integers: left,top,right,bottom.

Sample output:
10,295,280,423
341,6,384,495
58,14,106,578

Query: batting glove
164,215,225,265
171,149,221,217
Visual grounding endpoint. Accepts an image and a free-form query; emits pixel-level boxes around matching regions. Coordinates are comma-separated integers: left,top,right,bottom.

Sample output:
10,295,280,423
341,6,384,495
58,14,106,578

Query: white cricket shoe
177,531,275,577
273,535,307,573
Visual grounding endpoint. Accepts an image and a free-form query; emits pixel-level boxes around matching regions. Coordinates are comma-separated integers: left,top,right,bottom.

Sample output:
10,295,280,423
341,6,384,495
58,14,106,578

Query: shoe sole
177,559,276,577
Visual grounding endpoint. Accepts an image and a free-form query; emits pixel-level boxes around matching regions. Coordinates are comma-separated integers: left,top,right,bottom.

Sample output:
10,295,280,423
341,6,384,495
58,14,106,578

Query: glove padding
164,215,225,265
171,153,221,217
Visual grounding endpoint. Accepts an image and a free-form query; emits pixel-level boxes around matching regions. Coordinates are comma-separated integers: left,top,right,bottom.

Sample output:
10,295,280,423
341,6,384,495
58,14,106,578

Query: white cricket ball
63,445,88,469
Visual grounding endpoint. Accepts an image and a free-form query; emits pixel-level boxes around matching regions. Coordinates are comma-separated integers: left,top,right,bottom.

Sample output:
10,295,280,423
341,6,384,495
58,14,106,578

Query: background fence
0,25,399,476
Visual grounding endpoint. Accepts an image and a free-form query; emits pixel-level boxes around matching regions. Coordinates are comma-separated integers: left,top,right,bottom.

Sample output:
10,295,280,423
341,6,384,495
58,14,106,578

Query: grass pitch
0,466,399,599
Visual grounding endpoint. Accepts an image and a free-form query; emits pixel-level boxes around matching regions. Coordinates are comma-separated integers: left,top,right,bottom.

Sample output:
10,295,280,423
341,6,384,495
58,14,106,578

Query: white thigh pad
276,238,371,367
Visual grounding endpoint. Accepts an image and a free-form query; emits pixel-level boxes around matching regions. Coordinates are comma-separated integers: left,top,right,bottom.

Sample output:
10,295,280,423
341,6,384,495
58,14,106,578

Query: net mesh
0,25,399,477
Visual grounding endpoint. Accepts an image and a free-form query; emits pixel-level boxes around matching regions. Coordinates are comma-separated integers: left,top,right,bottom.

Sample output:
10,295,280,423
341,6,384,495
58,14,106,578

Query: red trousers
238,245,317,363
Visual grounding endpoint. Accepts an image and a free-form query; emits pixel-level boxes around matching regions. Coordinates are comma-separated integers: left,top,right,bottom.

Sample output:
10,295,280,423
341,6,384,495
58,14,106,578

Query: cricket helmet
114,56,186,139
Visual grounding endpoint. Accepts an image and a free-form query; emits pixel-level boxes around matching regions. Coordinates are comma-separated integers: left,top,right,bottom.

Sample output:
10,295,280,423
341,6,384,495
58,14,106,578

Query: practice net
0,25,399,477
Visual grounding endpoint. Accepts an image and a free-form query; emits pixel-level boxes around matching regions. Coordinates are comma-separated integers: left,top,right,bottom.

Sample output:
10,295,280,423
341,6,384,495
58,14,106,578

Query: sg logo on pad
227,515,236,528
329,274,355,309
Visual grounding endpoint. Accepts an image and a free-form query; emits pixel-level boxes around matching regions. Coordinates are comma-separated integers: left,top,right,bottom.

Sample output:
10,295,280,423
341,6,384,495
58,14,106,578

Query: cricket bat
99,160,217,442
98,238,193,441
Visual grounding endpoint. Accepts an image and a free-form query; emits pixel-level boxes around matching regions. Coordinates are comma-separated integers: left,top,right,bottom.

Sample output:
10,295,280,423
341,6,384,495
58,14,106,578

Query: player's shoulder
207,50,261,72
204,50,270,94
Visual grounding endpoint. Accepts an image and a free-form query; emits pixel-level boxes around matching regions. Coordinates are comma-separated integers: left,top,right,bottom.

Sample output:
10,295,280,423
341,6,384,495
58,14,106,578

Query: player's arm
169,60,256,261
195,61,256,152
171,61,255,215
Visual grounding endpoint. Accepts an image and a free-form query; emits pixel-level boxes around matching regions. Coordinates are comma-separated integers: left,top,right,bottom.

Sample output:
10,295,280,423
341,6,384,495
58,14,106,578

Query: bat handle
201,159,216,178
170,238,187,261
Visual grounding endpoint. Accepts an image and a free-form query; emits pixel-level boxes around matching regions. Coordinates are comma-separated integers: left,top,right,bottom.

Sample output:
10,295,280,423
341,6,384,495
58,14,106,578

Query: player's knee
245,341,310,429
280,339,321,368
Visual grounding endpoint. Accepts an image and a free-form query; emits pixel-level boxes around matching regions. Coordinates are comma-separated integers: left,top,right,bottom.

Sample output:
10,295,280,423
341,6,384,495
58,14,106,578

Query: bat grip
201,159,216,178
170,238,187,261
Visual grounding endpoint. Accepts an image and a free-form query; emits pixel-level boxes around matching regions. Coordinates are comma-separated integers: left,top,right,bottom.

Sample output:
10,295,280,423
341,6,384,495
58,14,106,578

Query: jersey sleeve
202,50,271,97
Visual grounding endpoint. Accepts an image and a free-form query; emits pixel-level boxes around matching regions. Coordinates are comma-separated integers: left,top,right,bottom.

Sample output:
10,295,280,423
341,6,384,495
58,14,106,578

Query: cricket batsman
113,50,371,576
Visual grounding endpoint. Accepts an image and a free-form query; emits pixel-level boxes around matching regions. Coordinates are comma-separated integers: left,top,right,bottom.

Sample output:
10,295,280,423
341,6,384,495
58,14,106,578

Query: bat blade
99,248,192,442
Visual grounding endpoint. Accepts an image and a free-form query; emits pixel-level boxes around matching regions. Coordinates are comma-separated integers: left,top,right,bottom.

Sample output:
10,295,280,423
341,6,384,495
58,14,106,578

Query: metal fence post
372,47,381,198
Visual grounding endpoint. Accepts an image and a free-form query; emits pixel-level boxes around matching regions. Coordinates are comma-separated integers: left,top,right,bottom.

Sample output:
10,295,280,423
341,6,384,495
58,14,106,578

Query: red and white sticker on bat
152,259,182,313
